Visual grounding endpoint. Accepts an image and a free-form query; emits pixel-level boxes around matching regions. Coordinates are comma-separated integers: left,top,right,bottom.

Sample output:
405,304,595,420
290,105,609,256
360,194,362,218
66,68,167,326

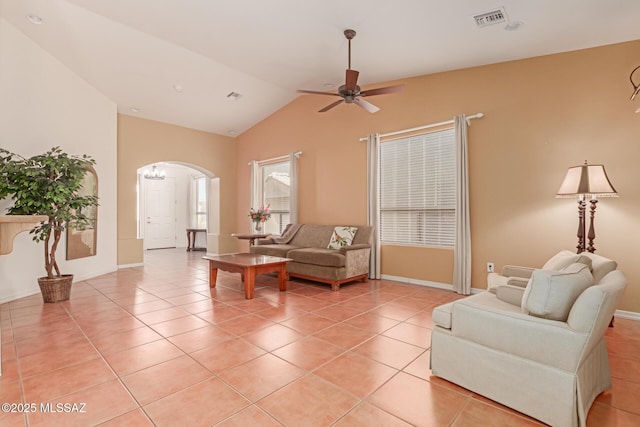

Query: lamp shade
556,162,618,198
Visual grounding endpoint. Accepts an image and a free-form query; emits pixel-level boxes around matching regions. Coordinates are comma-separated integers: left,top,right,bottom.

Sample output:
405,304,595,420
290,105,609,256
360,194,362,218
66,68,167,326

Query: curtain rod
248,151,302,166
358,112,484,141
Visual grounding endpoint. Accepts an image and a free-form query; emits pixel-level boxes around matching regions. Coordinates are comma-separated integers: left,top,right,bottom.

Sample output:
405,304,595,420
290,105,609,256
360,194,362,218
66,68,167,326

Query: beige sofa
250,224,372,291
430,252,626,427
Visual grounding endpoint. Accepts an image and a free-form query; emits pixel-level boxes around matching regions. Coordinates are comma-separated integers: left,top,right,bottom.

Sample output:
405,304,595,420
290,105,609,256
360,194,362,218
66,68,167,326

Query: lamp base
586,199,597,253
576,198,586,254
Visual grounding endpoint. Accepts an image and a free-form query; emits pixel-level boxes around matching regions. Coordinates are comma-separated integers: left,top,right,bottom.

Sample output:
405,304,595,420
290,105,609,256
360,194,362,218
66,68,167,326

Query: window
258,161,290,235
194,176,207,229
380,128,455,247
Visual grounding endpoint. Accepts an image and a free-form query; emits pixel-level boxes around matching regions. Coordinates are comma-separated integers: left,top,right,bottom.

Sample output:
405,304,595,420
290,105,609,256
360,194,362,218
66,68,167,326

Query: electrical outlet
487,262,495,273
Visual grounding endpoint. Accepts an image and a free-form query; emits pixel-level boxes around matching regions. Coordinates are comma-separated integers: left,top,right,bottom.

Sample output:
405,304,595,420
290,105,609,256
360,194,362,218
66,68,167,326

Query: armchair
431,260,627,427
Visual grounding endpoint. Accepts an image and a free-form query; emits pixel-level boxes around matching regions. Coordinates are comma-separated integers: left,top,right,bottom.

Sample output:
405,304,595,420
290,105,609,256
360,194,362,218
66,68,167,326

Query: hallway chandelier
143,165,166,180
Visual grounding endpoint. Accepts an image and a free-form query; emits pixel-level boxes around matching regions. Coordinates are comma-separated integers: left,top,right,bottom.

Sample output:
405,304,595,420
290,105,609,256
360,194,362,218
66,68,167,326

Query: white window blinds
380,128,456,247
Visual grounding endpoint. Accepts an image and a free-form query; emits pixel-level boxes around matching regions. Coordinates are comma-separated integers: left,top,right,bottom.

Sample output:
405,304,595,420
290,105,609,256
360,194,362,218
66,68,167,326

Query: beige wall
117,115,237,265
236,40,640,313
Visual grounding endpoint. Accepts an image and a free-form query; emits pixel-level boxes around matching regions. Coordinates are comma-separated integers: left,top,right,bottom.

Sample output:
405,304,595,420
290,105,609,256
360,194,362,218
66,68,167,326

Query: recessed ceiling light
227,130,236,135
173,84,184,93
130,107,140,113
324,83,335,89
27,14,43,25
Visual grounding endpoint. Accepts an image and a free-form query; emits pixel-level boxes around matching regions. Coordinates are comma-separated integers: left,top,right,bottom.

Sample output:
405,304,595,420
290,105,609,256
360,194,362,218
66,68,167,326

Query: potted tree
0,147,98,302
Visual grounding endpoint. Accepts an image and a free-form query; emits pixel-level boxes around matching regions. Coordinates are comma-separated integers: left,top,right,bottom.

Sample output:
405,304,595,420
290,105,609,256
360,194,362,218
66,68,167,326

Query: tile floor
0,248,639,426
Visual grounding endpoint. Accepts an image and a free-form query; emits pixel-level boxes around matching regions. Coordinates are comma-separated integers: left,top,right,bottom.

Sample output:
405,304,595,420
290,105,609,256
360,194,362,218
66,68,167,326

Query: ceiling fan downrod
344,29,356,70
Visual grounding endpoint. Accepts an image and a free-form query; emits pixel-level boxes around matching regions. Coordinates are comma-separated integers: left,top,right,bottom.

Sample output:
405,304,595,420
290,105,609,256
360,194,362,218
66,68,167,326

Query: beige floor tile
368,372,468,426
218,353,306,401
143,377,249,426
258,374,358,427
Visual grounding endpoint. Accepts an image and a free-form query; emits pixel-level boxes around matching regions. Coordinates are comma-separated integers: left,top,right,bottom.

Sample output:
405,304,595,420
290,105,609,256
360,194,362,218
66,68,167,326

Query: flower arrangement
249,204,271,224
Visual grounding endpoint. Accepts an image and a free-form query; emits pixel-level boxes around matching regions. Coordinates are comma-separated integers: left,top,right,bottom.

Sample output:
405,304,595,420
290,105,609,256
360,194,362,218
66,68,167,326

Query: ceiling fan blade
297,89,342,97
319,99,344,112
354,98,380,113
345,69,359,92
360,84,405,97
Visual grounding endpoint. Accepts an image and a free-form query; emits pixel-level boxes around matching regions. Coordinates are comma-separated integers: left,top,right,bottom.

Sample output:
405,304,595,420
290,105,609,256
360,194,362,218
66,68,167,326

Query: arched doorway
136,162,219,252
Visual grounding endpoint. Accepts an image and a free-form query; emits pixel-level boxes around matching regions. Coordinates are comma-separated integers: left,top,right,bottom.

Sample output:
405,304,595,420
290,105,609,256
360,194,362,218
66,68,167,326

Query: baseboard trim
615,310,640,321
118,263,144,269
0,290,41,305
74,267,117,283
380,274,483,295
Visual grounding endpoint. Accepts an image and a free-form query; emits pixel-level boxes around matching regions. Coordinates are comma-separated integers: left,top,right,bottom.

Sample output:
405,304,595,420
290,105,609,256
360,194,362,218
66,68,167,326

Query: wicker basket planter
37,275,73,303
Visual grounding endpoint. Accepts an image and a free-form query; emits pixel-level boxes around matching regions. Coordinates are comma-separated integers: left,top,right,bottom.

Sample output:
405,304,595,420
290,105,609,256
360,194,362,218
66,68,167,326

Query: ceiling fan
297,29,404,113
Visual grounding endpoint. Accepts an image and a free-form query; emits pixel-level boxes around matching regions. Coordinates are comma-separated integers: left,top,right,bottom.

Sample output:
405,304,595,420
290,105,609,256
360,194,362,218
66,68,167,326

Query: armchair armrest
506,277,529,288
501,265,535,278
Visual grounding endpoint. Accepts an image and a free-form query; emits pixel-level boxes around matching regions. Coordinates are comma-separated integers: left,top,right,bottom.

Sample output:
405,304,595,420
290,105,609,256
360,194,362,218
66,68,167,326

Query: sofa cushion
327,226,358,250
287,248,346,268
250,244,300,258
542,250,591,271
521,263,593,321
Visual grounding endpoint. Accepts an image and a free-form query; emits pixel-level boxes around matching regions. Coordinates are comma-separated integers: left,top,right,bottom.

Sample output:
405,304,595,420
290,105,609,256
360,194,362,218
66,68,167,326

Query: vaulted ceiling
2,0,640,136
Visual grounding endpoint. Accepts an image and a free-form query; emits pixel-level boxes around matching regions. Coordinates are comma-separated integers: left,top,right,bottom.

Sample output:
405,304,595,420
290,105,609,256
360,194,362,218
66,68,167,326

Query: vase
254,222,263,233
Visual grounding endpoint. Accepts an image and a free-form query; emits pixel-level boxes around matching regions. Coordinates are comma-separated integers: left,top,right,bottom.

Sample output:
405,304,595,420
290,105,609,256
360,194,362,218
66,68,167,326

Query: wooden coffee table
203,253,292,299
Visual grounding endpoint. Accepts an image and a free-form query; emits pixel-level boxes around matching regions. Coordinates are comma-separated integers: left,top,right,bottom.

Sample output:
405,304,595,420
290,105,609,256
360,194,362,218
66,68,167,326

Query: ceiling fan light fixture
296,28,404,114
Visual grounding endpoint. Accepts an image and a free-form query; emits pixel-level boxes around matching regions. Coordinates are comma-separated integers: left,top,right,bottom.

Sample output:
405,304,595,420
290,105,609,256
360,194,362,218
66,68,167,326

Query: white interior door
145,178,176,249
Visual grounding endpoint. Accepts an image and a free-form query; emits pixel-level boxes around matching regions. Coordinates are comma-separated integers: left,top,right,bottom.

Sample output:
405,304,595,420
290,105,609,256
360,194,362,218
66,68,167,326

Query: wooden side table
186,228,207,251
232,233,270,246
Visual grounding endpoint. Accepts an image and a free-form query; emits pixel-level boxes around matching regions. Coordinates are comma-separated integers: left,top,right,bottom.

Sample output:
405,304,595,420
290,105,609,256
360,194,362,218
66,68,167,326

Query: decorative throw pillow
521,263,593,321
327,226,358,250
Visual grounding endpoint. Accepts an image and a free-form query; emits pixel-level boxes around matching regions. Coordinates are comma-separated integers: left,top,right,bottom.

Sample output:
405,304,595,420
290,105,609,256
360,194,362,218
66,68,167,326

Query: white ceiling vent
474,7,507,27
